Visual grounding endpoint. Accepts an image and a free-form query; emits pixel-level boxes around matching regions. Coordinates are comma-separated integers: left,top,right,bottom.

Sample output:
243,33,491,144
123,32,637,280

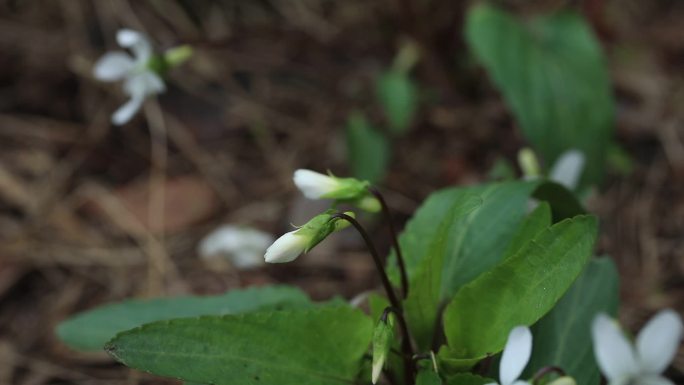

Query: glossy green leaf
502,201,551,259
403,194,482,349
376,70,418,135
388,181,540,299
466,4,614,186
346,111,391,183
57,286,310,351
525,258,619,385
106,307,372,385
442,215,598,361
439,182,542,297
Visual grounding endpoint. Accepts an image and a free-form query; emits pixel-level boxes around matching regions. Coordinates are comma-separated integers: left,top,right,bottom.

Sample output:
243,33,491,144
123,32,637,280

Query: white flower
487,326,533,385
549,150,585,190
93,29,166,125
293,169,341,199
264,230,309,263
591,310,683,385
198,225,274,270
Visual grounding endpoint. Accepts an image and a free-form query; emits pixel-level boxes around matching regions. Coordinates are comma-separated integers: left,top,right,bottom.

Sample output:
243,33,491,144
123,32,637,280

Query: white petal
93,52,135,81
549,150,585,189
117,29,152,62
124,72,165,97
264,231,308,263
591,313,639,381
293,169,339,199
500,326,532,385
636,309,683,374
511,381,531,385
111,94,144,125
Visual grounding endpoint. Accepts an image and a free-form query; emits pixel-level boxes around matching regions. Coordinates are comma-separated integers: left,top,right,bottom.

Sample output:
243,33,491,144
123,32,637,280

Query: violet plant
56,166,684,385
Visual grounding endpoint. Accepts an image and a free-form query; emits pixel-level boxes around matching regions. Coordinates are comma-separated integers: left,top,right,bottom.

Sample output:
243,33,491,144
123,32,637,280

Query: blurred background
0,0,683,384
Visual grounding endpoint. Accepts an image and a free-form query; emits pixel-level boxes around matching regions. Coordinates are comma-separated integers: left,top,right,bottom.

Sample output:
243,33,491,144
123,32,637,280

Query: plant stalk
368,187,409,299
332,213,402,310
332,213,415,384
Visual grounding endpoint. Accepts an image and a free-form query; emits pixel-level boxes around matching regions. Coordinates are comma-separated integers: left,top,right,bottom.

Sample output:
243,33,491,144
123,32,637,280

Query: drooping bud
264,210,354,263
293,169,381,212
371,310,395,384
263,230,309,263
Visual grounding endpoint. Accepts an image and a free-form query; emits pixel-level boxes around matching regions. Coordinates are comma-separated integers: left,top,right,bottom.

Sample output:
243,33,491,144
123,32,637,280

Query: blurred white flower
486,326,533,385
93,29,166,125
264,230,309,263
293,169,342,199
591,310,683,385
198,225,274,270
549,150,585,190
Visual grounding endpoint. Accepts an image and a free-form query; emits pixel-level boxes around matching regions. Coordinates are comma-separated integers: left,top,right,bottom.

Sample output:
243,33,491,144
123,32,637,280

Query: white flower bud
264,230,309,263
293,169,341,199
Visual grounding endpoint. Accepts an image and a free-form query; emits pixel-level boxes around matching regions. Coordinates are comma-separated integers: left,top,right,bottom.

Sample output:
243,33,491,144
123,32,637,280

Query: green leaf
106,307,373,385
439,182,542,297
388,181,541,299
466,4,614,186
376,70,418,135
416,369,443,385
444,373,492,385
346,111,391,183
502,201,551,259
57,285,310,351
403,194,482,349
525,258,619,385
442,215,598,361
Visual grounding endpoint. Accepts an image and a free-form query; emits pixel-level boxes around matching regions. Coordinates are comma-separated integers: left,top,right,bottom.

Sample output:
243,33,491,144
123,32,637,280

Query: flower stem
331,212,402,311
368,187,409,299
332,212,415,383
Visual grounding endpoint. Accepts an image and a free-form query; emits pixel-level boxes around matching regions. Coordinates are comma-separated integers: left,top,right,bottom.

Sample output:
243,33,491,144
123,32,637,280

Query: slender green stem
368,187,409,299
331,213,416,382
